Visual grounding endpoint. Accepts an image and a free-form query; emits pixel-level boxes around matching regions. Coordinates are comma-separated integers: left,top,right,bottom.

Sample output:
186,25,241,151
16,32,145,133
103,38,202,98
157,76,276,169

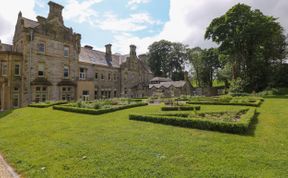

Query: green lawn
0,98,287,177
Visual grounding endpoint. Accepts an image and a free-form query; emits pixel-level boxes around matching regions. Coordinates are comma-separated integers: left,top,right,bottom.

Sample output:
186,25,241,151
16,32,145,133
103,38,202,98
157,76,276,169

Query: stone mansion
0,1,193,110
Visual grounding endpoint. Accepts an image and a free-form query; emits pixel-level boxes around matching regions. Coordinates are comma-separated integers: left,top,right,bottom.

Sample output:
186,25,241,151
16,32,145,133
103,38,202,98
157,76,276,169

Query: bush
28,101,68,108
161,106,200,111
129,108,256,134
187,96,263,107
53,103,148,115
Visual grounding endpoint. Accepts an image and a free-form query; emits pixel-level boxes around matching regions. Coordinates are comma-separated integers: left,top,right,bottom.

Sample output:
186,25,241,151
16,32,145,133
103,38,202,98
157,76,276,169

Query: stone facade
0,1,154,109
0,1,193,110
148,74,193,97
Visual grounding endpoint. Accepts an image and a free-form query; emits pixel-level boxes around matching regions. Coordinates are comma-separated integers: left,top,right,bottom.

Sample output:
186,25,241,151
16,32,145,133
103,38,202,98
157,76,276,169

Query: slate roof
150,77,172,82
149,81,187,89
79,47,121,68
22,17,39,28
0,43,12,52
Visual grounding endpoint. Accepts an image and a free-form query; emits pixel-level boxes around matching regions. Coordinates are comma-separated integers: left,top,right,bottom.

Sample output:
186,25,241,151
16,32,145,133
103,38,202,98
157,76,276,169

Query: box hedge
129,108,256,134
53,103,148,115
28,101,68,108
186,100,262,107
161,106,201,111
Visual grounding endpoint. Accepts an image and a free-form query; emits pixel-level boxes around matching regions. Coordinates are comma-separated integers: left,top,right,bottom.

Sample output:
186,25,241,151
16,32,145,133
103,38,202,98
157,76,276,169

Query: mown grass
0,99,287,177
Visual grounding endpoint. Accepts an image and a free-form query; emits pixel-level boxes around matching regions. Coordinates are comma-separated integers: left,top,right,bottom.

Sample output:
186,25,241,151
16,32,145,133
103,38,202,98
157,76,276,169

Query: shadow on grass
0,109,14,120
263,95,288,99
244,112,259,137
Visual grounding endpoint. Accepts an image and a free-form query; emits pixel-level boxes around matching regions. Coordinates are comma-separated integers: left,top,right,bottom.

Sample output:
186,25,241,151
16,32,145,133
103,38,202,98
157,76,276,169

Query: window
61,87,73,101
82,90,89,101
94,90,98,99
34,86,47,103
38,43,45,53
38,63,45,77
14,64,20,76
64,46,69,57
83,90,89,95
64,66,69,78
95,72,98,79
101,73,104,80
12,94,19,107
113,74,116,80
2,62,7,76
108,73,111,80
114,90,117,97
79,67,87,80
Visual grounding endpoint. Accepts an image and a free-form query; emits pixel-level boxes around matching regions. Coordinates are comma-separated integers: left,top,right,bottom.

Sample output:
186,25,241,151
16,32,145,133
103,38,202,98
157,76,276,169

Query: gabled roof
22,17,39,28
149,81,187,89
79,47,121,68
0,43,12,52
150,77,172,82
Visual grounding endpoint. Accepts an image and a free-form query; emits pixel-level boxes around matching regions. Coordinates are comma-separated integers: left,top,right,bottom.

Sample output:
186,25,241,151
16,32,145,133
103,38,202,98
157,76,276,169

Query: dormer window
79,67,87,80
64,46,69,57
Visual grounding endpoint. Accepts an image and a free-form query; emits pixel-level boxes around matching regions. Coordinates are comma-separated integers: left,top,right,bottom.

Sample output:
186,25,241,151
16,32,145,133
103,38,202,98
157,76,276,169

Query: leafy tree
147,40,188,80
188,48,220,87
205,3,287,92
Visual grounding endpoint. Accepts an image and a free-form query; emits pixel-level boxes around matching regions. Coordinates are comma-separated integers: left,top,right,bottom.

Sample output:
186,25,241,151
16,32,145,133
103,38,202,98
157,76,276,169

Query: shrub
93,103,101,109
53,103,148,115
129,108,256,134
28,101,68,108
161,106,200,111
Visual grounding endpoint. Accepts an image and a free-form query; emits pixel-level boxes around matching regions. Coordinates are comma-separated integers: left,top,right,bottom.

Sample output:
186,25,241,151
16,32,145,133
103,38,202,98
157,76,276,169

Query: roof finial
18,11,22,18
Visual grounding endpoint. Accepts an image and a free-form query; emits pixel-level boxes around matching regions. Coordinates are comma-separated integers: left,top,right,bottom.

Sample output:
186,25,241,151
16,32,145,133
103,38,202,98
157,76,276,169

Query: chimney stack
105,44,112,55
105,44,112,61
48,1,64,24
129,44,136,56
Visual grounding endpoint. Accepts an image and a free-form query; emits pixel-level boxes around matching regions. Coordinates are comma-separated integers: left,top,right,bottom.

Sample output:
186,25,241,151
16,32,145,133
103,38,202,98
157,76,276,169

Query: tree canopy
147,40,188,81
205,3,287,92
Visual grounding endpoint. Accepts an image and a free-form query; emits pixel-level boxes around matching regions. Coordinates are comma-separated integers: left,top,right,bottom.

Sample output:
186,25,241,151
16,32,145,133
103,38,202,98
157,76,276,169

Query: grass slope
0,99,287,177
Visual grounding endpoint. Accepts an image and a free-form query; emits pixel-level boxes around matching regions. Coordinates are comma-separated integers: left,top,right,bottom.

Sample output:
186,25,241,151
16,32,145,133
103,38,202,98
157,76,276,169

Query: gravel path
0,155,19,178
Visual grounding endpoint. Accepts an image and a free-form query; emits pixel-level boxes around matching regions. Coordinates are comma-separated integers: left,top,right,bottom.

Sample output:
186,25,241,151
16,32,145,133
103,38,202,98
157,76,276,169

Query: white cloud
0,0,36,44
63,0,103,24
97,12,161,32
111,0,288,54
127,0,150,10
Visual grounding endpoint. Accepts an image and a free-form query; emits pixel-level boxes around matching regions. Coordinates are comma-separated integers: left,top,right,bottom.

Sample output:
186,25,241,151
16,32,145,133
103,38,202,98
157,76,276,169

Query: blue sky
34,0,170,53
1,0,288,54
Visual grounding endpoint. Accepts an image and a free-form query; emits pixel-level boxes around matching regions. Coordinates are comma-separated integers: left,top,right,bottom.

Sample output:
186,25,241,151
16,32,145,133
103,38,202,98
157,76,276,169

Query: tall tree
205,3,286,91
188,48,220,87
147,40,188,80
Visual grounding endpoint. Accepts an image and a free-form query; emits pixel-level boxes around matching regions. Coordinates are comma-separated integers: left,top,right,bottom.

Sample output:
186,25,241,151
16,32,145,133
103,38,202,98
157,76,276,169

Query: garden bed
53,102,148,115
28,101,68,108
161,105,201,111
186,96,263,107
129,108,256,134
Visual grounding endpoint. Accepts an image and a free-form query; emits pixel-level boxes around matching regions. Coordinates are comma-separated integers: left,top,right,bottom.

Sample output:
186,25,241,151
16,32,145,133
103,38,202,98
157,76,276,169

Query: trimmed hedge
53,103,148,115
129,108,256,134
186,100,262,107
161,106,201,111
28,101,68,108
